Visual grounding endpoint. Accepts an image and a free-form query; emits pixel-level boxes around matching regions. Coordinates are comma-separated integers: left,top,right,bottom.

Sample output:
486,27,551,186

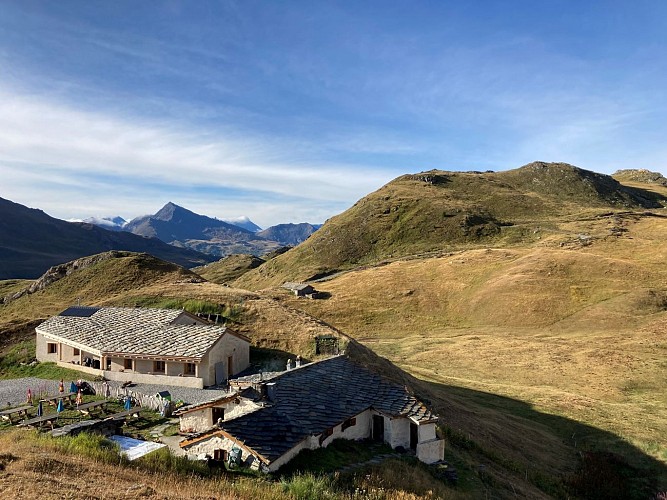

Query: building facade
36,306,250,389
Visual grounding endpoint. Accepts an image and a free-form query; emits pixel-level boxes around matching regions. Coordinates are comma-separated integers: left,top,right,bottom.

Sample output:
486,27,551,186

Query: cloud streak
0,87,395,226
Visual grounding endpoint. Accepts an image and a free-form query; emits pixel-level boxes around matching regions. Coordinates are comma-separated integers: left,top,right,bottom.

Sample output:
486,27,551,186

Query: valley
1,164,667,498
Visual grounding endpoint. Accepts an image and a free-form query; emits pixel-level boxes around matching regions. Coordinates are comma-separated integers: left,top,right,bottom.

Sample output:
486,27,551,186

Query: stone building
179,355,444,471
36,306,250,389
175,394,260,433
282,282,316,297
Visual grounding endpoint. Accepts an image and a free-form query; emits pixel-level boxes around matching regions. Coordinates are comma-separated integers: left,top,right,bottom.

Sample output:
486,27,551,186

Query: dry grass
0,430,466,500
288,212,667,491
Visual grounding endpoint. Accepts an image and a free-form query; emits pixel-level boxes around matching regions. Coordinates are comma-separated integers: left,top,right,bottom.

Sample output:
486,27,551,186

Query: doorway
410,422,418,450
227,355,234,378
372,415,384,442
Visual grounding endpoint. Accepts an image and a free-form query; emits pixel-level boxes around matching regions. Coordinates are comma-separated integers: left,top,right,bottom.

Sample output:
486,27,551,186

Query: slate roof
282,282,313,291
216,355,437,462
37,307,229,359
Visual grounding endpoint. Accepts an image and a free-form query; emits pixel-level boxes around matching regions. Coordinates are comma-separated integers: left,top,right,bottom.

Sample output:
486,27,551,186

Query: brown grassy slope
0,251,577,497
194,253,265,284
234,162,667,289
0,253,254,346
281,209,667,487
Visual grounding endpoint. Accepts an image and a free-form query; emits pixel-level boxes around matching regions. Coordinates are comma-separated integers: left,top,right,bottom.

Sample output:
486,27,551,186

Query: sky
1,1,666,228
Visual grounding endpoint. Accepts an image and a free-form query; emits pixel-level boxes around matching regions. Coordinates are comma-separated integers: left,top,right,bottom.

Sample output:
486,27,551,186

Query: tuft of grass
281,473,338,500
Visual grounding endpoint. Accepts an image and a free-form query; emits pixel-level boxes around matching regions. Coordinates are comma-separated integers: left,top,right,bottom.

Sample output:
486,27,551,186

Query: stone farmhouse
36,306,250,389
175,394,261,433
179,355,444,472
282,282,316,297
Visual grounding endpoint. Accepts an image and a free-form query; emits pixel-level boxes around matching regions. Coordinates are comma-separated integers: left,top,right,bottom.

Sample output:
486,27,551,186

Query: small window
213,449,227,462
184,362,196,375
47,343,58,354
342,417,357,431
124,358,133,370
153,360,165,373
212,407,225,423
319,427,334,445
73,348,80,355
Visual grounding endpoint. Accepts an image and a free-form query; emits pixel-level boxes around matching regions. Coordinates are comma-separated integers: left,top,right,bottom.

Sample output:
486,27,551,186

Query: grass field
285,211,667,495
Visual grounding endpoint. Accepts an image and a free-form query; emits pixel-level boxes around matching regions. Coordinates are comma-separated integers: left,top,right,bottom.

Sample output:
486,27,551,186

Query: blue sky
1,1,666,227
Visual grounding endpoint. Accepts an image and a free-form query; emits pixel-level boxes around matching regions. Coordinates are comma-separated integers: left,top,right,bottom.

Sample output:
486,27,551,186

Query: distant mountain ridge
221,216,262,232
70,216,127,231
124,203,281,257
256,223,321,246
0,197,215,279
125,202,256,243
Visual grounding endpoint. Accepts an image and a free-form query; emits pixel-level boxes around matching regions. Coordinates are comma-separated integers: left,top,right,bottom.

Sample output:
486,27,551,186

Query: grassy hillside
234,162,667,289
194,254,265,284
277,206,667,494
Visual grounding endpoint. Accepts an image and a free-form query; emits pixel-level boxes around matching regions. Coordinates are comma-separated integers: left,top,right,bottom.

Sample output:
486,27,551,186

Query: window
212,407,225,423
319,427,334,445
124,358,133,370
184,362,196,375
47,343,57,354
153,360,165,373
342,417,357,431
73,348,80,355
213,449,227,462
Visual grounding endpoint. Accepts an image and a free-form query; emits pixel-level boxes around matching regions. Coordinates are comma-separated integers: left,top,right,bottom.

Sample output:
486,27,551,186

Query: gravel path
0,377,230,407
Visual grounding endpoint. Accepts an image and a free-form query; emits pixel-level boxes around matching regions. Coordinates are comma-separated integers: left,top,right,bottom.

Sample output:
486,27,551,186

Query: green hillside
194,254,265,284
234,162,667,289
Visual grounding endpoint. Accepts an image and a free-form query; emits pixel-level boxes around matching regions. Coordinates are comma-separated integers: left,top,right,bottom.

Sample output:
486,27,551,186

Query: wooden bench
104,408,141,421
76,400,107,417
40,392,76,407
18,413,57,429
0,405,33,423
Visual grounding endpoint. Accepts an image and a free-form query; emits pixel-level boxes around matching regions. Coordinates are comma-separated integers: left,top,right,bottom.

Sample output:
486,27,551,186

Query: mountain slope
257,222,321,246
125,202,280,257
194,254,265,284
234,162,667,289
0,197,215,279
126,202,255,242
222,216,262,232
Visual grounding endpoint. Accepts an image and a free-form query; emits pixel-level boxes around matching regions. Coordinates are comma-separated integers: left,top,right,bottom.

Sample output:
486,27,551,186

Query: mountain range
79,203,321,257
0,197,215,280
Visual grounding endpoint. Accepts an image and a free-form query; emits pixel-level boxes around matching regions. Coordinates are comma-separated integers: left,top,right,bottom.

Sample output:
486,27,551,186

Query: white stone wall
201,334,250,386
320,409,372,448
53,361,205,388
416,438,445,464
179,398,261,433
418,422,437,441
184,434,262,470
35,332,58,362
387,417,410,449
180,411,210,433
266,438,311,472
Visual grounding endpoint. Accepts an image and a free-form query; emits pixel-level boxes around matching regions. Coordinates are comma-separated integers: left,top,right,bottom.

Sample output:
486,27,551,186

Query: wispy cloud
0,87,394,225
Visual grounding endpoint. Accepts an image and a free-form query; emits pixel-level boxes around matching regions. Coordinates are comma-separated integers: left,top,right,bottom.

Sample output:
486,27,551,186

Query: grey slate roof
37,307,228,359
282,282,313,291
218,355,437,462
